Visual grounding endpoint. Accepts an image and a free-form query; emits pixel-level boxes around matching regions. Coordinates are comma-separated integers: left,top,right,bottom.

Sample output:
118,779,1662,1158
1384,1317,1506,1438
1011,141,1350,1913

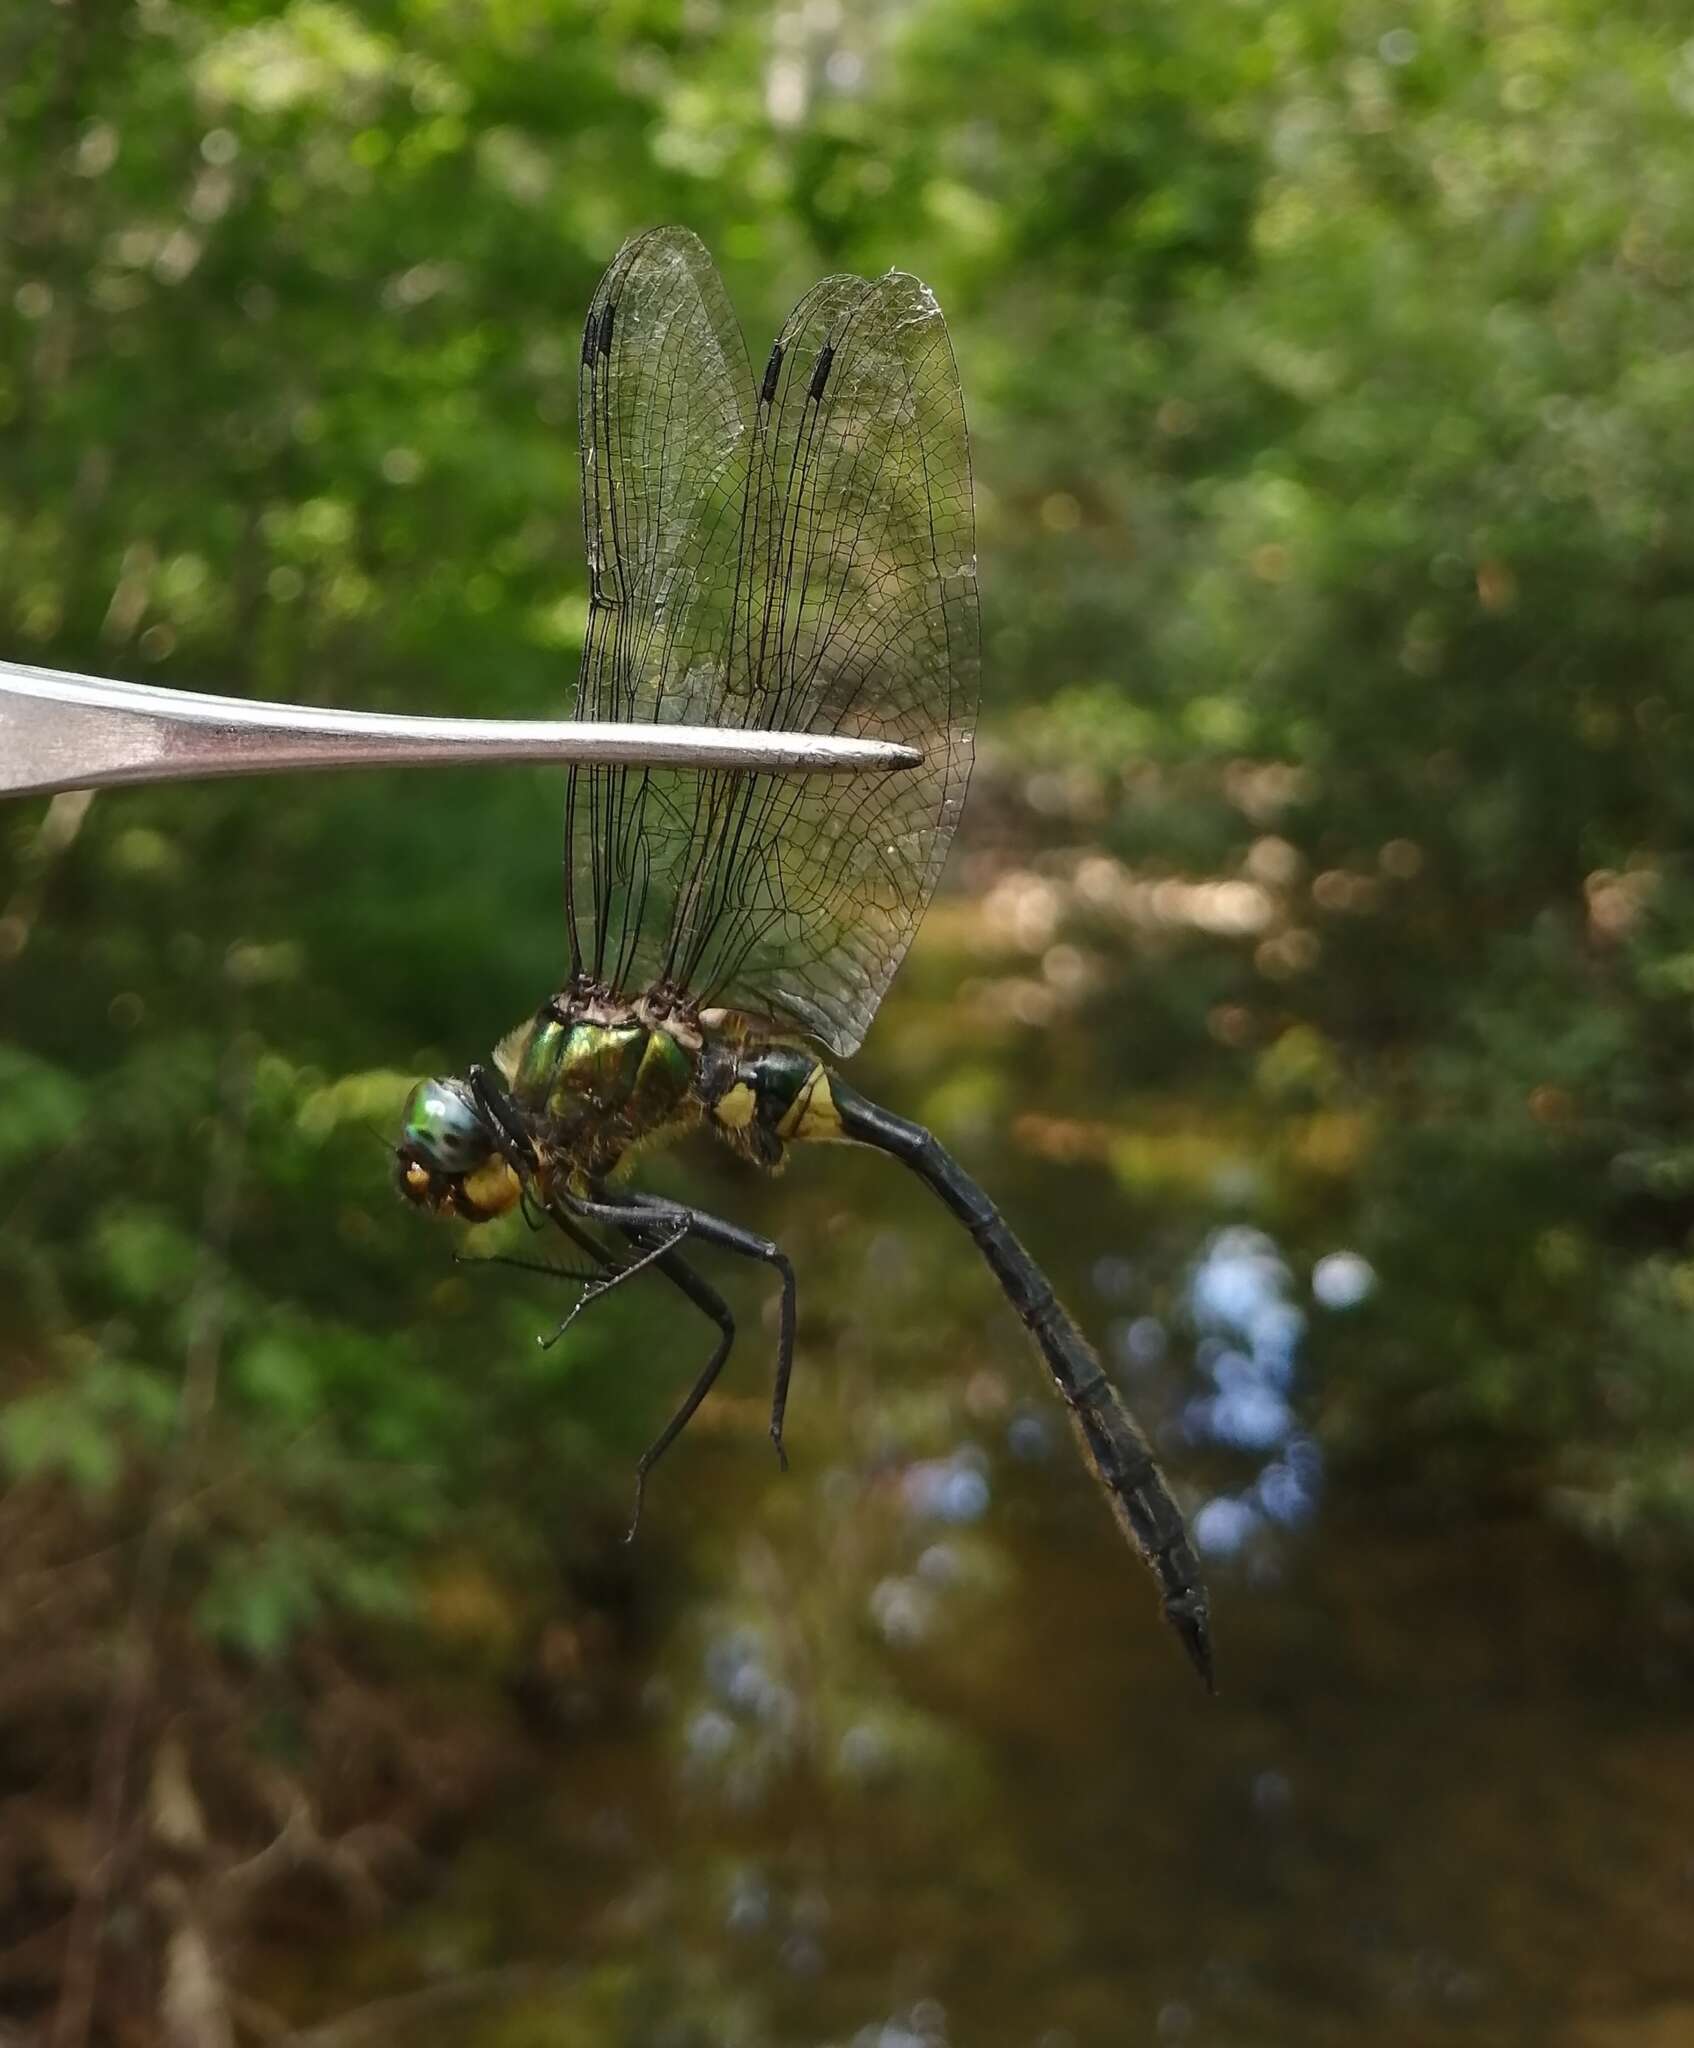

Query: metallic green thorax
496,993,701,1180
488,983,846,1186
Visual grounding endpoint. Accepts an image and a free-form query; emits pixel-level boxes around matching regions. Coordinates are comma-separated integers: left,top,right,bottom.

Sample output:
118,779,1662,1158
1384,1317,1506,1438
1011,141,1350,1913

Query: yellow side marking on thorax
777,1068,843,1143
713,1081,758,1132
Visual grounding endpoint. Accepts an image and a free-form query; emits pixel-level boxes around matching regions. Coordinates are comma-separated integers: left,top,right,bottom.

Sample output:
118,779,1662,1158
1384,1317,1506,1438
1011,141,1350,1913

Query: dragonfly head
393,1076,521,1224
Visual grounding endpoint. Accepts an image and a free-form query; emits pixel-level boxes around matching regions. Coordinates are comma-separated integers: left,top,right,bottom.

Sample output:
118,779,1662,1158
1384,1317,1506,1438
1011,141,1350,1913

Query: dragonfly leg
467,1062,536,1176
546,1199,742,1531
455,1248,604,1285
453,1233,686,1346
609,1230,737,1540
533,1218,689,1351
556,1185,798,1473
450,1176,685,1345
457,1213,734,1530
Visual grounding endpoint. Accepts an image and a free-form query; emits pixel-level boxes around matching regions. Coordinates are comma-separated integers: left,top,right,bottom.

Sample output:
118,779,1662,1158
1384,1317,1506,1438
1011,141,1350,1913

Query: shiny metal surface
0,659,923,801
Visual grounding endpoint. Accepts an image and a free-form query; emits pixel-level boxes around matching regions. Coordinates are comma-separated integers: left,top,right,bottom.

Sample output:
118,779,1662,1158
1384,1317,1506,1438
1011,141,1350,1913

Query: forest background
3,2,1694,2042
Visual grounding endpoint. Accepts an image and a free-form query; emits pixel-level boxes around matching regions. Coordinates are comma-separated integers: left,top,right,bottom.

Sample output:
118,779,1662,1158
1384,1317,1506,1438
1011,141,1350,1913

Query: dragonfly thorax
494,982,705,1181
395,979,848,1227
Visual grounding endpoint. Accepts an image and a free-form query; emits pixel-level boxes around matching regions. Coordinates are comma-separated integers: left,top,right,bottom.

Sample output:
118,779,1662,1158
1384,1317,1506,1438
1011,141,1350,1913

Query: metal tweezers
0,657,921,803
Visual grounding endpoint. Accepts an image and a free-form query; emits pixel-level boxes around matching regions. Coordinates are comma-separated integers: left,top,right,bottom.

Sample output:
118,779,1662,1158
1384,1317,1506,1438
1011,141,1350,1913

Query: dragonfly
393,227,1213,1689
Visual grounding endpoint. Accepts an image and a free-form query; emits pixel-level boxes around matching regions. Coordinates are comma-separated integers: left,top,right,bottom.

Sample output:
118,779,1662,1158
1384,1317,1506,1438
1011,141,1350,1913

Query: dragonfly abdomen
700,1041,845,1168
796,1070,1215,1690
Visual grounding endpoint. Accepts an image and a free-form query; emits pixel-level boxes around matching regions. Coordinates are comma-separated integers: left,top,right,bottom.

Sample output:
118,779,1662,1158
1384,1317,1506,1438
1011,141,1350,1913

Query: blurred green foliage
4,0,1694,1674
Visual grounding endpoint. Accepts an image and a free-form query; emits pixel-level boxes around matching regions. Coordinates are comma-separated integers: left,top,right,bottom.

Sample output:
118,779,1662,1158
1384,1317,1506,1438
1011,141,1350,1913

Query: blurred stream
261,1184,1694,2048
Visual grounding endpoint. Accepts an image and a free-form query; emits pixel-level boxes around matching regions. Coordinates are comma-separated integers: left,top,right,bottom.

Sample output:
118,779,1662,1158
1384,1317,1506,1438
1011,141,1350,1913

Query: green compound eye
399,1078,493,1175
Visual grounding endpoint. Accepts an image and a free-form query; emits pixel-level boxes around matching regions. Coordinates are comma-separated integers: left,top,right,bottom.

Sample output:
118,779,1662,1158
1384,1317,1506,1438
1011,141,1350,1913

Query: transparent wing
568,236,978,1056
565,227,754,983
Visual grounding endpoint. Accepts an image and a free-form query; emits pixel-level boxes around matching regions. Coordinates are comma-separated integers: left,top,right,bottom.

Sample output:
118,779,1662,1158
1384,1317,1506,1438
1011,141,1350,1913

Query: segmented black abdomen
825,1076,1214,1689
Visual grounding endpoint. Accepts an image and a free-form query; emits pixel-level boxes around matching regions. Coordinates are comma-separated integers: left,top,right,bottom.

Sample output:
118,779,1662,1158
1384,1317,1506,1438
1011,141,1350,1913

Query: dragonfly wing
663,267,979,1054
567,237,977,1055
567,227,754,986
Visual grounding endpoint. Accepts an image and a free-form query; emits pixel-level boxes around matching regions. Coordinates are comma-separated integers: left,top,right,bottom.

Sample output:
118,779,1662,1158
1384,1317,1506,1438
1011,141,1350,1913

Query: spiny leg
470,1202,740,1531
534,1216,689,1352
453,1207,686,1347
555,1183,799,1472
607,1225,737,1540
547,1203,619,1269
543,1201,744,1532
592,1188,796,1472
459,1065,689,1342
452,1208,624,1339
457,1248,604,1285
452,1059,795,1497
448,1117,616,1313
